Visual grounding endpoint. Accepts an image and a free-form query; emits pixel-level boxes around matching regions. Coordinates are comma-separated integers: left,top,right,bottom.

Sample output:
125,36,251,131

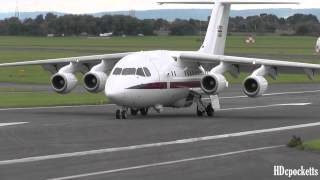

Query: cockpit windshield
113,68,122,75
143,67,151,77
122,68,136,75
136,68,145,77
112,67,151,76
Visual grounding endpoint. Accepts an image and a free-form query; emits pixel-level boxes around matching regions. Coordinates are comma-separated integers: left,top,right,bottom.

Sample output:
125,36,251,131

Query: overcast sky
0,0,319,13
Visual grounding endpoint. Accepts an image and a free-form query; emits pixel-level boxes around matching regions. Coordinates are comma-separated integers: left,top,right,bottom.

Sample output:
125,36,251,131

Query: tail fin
159,0,300,55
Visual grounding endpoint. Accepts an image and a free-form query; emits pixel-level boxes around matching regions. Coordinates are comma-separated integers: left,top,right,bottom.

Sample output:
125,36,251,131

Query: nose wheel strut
116,109,128,119
116,108,149,119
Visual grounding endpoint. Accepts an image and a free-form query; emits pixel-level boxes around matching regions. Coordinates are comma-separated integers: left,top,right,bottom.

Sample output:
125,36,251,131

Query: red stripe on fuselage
128,81,200,89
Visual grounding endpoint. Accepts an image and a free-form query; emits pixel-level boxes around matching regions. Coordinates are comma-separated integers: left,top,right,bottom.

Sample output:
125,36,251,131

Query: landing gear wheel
116,110,121,119
121,110,128,119
131,109,139,116
197,106,203,117
206,104,214,117
140,108,149,116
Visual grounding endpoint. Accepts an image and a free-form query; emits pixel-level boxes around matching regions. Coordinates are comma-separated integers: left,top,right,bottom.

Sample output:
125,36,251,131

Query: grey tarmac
0,84,320,180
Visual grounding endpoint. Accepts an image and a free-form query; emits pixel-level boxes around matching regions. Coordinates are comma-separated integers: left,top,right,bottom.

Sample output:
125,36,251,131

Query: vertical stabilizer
158,1,300,55
199,1,230,55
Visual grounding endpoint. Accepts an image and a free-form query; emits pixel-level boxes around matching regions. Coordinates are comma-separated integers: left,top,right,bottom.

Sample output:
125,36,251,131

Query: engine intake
51,73,78,94
83,71,108,93
243,76,268,97
200,74,228,94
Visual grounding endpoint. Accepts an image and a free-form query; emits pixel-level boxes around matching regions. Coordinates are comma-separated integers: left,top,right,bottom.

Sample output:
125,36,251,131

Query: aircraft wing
0,52,131,74
179,52,320,79
0,52,130,67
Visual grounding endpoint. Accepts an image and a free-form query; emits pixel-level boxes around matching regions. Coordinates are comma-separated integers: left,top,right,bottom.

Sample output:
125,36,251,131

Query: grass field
0,92,106,108
0,35,319,107
303,140,320,152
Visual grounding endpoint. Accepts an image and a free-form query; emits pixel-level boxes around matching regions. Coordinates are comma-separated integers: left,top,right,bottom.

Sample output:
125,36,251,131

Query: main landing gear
116,108,149,119
196,95,219,117
197,104,214,117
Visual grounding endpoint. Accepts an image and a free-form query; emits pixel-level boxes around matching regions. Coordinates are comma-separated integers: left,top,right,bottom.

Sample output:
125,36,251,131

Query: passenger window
136,68,145,77
122,68,136,75
143,67,151,77
113,68,122,75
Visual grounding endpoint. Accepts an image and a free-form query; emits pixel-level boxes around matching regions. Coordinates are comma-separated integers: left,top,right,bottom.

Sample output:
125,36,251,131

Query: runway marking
49,145,284,180
219,89,320,99
0,89,317,112
0,104,114,111
0,121,320,166
0,122,28,127
220,103,311,111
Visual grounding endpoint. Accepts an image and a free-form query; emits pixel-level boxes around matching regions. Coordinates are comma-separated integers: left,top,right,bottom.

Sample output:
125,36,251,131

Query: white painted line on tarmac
0,89,317,111
0,122,28,127
219,89,320,99
0,121,320,166
49,145,284,180
0,104,114,111
220,103,311,111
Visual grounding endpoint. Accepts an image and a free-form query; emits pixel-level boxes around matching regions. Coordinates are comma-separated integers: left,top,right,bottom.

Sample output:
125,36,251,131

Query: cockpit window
113,68,122,75
122,68,136,75
143,67,151,77
136,68,145,77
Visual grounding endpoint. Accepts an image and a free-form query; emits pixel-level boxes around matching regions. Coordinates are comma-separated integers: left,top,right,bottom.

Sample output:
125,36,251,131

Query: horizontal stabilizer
158,0,300,5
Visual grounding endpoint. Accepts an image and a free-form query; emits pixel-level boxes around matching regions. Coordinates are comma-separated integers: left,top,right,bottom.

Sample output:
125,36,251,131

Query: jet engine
200,74,228,94
51,73,78,94
83,71,108,93
243,76,268,97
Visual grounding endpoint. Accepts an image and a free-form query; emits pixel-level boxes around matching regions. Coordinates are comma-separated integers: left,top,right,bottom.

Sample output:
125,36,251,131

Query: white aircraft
0,0,317,119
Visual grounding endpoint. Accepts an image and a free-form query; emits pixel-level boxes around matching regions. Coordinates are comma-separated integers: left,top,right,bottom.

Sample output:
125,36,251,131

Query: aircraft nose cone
105,88,124,103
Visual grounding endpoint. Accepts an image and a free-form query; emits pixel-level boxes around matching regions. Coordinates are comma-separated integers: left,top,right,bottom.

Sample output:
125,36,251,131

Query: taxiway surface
0,84,320,180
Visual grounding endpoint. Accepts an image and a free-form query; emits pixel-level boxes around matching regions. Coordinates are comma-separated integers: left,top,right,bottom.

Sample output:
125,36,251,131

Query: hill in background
1,9,320,21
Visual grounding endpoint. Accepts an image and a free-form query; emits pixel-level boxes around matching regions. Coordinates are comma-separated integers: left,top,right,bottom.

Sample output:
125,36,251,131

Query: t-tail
158,0,300,55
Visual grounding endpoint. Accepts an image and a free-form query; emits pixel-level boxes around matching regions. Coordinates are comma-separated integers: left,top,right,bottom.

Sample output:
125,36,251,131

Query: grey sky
0,0,319,13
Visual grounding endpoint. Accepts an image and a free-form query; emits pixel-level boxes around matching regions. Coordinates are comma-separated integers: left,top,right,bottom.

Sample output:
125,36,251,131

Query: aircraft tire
140,108,148,116
121,110,128,119
206,104,214,117
116,110,121,119
197,106,203,117
131,109,139,116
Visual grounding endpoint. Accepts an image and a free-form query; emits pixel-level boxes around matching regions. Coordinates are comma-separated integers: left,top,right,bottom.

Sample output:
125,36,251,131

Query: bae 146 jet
0,0,317,119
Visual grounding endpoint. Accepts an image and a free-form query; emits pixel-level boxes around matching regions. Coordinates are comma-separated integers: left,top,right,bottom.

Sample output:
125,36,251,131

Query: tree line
0,13,319,36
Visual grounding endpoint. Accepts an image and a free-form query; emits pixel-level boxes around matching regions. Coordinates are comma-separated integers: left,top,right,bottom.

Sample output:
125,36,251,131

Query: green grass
302,140,320,152
0,92,107,108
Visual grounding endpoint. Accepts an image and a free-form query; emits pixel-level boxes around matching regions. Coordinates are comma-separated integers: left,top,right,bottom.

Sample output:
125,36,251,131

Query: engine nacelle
200,74,228,95
51,73,78,94
83,71,108,93
243,76,268,98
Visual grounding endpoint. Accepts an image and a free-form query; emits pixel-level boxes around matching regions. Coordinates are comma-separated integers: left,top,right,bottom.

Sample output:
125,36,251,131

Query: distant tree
296,22,320,36
6,17,22,35
287,14,319,25
0,12,320,37
140,19,156,35
170,19,197,35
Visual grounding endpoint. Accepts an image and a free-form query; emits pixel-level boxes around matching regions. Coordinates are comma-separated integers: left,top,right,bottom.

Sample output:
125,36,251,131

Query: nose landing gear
116,108,149,119
140,108,149,116
116,109,128,119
